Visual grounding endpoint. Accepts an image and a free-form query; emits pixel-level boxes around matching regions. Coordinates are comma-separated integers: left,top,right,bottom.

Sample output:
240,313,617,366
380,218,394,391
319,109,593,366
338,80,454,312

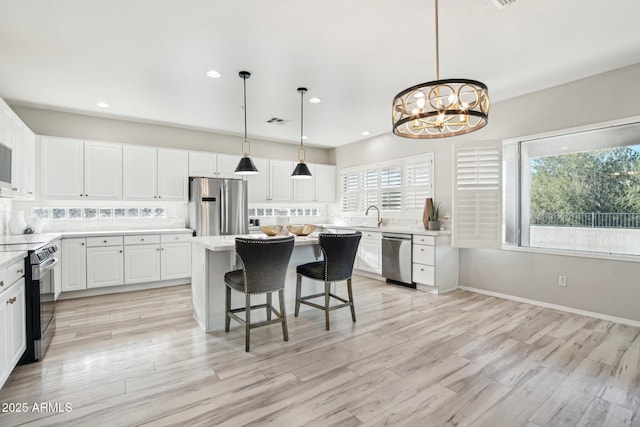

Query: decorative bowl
287,224,317,236
260,225,283,236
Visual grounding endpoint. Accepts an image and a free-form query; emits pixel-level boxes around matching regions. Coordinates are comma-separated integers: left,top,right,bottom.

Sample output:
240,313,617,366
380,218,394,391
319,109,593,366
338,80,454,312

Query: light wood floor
1,277,639,426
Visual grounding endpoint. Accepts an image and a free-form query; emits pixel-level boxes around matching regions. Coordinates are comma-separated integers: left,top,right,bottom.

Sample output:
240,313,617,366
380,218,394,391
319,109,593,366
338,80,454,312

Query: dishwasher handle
382,233,412,240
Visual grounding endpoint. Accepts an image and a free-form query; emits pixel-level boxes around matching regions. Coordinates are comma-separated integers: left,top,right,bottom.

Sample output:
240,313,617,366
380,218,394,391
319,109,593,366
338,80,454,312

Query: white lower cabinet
124,244,161,284
60,232,191,294
356,231,382,274
1,260,27,389
61,238,87,291
87,245,125,289
412,234,458,294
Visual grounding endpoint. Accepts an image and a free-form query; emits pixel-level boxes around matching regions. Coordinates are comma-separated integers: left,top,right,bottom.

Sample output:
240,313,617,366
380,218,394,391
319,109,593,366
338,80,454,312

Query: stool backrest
319,232,362,281
235,235,295,294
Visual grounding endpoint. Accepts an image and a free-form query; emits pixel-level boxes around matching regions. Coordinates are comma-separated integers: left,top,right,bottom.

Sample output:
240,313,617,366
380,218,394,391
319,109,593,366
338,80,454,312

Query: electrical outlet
558,275,567,287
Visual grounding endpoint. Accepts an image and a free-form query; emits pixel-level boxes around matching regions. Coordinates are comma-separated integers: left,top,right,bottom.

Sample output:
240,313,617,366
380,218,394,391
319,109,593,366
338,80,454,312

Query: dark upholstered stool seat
224,270,244,291
296,261,324,280
295,232,362,330
225,235,295,352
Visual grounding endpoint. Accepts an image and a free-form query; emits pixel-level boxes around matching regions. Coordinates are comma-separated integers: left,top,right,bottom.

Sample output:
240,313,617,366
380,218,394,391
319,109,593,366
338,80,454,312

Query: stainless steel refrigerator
188,177,249,236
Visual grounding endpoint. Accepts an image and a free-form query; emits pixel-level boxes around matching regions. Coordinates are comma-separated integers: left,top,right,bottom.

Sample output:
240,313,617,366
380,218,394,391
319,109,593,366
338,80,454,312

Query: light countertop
192,234,319,252
0,251,28,269
0,233,62,245
319,224,451,236
60,228,193,238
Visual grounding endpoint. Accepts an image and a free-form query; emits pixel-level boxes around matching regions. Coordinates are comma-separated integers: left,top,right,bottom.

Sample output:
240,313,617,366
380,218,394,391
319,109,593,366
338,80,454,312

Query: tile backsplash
0,198,12,235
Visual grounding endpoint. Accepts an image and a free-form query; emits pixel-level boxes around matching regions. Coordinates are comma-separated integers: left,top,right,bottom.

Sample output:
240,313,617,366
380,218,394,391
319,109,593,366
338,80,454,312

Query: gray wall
12,105,335,165
335,63,640,322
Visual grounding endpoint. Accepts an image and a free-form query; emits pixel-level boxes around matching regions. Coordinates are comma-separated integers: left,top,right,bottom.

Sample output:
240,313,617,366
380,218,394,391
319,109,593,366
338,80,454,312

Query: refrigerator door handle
221,179,228,234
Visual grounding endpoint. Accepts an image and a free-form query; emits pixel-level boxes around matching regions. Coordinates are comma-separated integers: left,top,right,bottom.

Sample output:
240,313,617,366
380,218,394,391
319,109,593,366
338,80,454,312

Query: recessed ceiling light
362,131,370,136
302,135,308,140
206,69,222,79
561,146,569,150
96,102,110,108
309,97,321,104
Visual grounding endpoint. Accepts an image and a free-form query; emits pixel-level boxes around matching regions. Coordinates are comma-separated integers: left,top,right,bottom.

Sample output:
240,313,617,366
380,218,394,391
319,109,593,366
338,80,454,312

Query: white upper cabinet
123,145,157,200
84,141,123,200
188,151,217,178
292,163,336,203
157,148,188,201
122,146,188,202
314,164,336,202
246,157,270,202
41,137,122,200
269,160,293,202
40,137,85,199
217,153,242,178
0,98,35,199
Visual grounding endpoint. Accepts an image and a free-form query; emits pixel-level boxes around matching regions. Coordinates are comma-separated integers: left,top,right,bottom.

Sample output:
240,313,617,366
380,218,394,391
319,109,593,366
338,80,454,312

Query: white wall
336,62,640,323
0,199,11,235
11,105,336,165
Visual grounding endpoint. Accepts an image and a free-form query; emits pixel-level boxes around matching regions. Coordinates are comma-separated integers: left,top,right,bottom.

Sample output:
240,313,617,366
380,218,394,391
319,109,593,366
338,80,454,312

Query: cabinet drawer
360,231,382,240
1,259,26,290
412,263,434,286
413,244,435,266
124,234,160,245
86,236,124,247
413,235,435,245
161,233,192,243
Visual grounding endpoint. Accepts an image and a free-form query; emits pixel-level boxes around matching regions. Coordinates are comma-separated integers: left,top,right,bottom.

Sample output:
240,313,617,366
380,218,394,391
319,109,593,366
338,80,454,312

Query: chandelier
392,0,490,138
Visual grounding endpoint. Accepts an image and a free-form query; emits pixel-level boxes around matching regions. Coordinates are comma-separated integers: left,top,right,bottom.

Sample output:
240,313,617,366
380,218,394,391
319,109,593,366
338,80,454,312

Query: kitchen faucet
365,205,382,227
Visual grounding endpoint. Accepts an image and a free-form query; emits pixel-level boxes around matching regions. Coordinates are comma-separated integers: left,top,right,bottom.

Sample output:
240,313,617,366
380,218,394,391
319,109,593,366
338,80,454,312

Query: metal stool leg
324,280,331,330
347,278,356,322
279,289,288,341
295,274,302,317
225,285,231,332
245,294,251,352
266,293,272,321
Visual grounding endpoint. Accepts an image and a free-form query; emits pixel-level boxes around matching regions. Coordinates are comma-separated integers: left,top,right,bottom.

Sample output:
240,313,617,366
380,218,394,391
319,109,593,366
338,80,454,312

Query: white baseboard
459,286,640,328
57,279,190,300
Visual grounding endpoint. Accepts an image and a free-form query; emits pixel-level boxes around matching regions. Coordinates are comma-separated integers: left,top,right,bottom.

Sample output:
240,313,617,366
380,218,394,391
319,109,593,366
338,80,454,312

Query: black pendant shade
291,161,312,179
291,87,312,179
234,70,259,175
234,156,259,175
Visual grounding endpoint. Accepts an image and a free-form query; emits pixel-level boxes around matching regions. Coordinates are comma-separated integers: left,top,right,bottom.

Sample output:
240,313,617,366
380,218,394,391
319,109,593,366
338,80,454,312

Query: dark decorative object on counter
423,198,433,230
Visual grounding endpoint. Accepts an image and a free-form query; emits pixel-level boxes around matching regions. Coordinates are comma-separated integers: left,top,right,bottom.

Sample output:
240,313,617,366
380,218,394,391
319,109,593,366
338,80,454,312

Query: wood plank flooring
1,277,639,426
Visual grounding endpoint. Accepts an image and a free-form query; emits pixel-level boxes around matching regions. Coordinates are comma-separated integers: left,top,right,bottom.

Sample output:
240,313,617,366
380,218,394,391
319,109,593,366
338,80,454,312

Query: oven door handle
33,257,59,280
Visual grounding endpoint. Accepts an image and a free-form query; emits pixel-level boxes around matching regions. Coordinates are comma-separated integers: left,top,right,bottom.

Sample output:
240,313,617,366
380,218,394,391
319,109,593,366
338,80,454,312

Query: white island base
191,235,323,332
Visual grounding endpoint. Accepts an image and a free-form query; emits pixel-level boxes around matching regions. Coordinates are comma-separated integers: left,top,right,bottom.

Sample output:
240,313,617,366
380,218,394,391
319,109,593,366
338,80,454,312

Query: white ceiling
1,0,639,148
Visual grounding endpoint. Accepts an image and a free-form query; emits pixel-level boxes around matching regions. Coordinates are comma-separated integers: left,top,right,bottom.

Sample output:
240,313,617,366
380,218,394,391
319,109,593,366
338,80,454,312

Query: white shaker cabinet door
269,160,293,202
84,141,123,200
293,164,315,202
157,148,188,201
40,137,84,199
87,246,124,288
188,151,217,178
161,242,192,280
216,153,243,178
61,238,87,291
246,157,269,202
0,292,9,387
123,145,158,200
8,279,26,368
124,244,161,284
314,164,336,202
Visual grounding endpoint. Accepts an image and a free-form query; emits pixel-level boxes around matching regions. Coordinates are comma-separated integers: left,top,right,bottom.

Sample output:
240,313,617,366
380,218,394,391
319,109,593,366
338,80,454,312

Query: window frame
502,115,640,263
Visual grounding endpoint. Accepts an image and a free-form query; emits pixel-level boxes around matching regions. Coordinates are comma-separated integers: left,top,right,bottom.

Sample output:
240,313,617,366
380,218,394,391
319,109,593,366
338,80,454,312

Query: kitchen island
191,235,322,332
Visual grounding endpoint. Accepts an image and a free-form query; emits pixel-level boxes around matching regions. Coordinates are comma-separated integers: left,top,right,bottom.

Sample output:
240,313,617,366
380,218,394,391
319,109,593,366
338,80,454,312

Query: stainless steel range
0,234,60,363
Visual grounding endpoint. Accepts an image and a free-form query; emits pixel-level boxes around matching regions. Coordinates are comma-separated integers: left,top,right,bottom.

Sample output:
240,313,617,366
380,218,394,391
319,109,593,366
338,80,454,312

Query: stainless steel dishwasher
381,233,414,287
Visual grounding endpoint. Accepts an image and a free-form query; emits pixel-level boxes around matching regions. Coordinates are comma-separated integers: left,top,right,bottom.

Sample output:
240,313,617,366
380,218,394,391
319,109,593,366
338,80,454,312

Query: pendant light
391,0,490,138
291,87,312,179
234,71,259,175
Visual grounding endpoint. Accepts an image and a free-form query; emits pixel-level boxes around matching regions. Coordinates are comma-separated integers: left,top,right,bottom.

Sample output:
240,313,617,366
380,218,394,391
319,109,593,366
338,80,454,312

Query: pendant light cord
243,75,248,140
300,89,304,148
435,0,440,80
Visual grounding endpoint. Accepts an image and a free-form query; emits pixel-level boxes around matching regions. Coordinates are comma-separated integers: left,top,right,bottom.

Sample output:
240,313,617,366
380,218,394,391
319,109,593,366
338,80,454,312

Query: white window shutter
453,142,502,248
340,171,359,212
404,154,434,210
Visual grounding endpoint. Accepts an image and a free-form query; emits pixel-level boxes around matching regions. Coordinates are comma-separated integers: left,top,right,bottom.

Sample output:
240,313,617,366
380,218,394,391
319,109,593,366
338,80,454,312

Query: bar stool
295,232,362,330
224,235,295,352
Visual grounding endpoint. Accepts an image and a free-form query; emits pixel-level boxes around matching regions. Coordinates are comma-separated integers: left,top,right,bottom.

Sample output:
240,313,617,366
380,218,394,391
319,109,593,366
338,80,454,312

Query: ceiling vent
491,0,517,9
266,117,289,125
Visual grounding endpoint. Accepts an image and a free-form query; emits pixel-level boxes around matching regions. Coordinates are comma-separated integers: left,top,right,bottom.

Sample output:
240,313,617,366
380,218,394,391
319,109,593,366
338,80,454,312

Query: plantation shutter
453,142,502,248
361,168,379,210
404,154,434,210
380,164,402,210
341,170,359,212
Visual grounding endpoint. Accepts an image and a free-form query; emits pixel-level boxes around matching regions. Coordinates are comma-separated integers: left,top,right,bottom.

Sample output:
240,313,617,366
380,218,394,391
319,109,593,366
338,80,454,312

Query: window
339,154,433,214
505,120,640,257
